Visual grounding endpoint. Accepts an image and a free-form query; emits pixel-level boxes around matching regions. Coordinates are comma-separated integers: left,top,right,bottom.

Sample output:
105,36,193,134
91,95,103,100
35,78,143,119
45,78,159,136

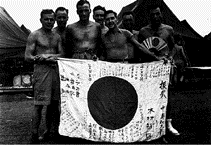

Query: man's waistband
73,48,94,54
34,61,57,66
107,58,138,63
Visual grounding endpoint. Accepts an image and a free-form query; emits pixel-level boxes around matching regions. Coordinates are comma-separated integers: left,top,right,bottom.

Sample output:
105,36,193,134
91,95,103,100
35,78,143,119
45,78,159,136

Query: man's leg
30,105,43,143
39,101,60,140
38,103,54,141
166,95,180,136
50,101,60,137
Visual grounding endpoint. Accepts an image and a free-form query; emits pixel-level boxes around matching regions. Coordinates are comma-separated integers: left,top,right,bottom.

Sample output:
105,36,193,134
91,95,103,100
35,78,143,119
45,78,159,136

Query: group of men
25,0,189,143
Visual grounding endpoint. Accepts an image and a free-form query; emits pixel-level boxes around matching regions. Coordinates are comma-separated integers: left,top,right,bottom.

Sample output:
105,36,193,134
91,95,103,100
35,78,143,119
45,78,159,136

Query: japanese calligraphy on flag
57,58,171,143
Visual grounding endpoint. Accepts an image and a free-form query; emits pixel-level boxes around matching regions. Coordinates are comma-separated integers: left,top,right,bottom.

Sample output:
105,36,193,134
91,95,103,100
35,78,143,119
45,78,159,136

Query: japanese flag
57,58,171,143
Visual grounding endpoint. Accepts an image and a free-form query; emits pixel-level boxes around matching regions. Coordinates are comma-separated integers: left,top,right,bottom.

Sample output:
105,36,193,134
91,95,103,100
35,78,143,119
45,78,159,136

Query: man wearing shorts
25,9,64,143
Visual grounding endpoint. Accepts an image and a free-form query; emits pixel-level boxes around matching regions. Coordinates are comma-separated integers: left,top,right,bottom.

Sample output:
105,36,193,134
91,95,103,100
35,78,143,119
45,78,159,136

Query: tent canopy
0,6,29,57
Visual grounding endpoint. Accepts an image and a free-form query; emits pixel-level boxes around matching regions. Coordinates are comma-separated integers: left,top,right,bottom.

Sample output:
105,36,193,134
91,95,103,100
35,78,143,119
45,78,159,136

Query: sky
1,0,211,37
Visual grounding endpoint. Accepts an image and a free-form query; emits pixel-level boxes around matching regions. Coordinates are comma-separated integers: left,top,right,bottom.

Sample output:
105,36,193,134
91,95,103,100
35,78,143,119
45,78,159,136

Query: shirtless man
65,0,102,59
53,7,69,57
138,4,180,137
25,9,63,143
122,11,139,60
122,11,139,40
93,5,108,35
101,10,159,63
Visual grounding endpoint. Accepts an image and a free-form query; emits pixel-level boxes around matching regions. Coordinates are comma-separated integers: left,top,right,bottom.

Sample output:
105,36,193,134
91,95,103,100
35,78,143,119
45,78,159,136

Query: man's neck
100,23,106,28
79,20,90,26
57,26,66,32
108,25,119,33
41,27,52,34
150,23,162,31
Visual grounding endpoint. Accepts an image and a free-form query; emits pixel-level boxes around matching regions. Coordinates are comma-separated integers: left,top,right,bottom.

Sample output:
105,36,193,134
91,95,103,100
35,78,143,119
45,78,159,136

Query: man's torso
102,29,133,60
66,21,100,52
139,24,173,44
34,29,60,55
139,24,174,57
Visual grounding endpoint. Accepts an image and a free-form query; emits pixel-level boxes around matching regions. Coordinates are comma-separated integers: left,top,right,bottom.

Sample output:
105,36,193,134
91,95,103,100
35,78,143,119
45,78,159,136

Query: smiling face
40,13,55,30
105,12,117,29
93,9,105,25
55,10,68,28
77,3,91,21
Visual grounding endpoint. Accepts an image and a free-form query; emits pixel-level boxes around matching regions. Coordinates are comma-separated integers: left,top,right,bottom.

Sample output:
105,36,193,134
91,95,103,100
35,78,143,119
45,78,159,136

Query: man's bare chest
147,28,170,41
37,35,58,48
73,27,98,40
104,33,127,49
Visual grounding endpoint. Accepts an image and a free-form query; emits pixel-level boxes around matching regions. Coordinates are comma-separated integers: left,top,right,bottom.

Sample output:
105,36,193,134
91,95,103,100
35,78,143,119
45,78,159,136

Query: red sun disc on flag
87,76,138,130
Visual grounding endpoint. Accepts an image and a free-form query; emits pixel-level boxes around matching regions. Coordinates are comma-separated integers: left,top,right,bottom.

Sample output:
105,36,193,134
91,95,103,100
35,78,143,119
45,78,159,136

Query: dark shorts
33,63,60,105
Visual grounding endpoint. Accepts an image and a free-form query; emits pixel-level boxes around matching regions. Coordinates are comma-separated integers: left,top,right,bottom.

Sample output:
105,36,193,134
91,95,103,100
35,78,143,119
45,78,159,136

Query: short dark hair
147,4,162,13
93,5,106,13
122,11,135,19
76,0,90,9
55,7,68,15
40,9,55,18
105,10,117,18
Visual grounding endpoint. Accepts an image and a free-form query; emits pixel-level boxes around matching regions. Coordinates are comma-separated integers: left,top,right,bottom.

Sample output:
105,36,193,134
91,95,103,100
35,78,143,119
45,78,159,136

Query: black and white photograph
1,0,211,144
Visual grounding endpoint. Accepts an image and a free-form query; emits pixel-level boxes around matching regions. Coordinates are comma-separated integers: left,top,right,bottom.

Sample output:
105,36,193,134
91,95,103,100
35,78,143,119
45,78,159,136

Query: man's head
40,9,55,30
55,7,69,28
76,0,91,22
122,11,135,31
93,5,106,25
174,34,185,46
105,10,118,29
148,4,163,27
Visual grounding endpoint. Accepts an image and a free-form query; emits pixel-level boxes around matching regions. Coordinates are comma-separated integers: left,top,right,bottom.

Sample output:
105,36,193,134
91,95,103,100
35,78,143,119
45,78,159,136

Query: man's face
105,13,117,29
40,13,55,30
93,9,105,25
55,10,68,28
77,3,91,21
150,7,162,26
122,14,134,30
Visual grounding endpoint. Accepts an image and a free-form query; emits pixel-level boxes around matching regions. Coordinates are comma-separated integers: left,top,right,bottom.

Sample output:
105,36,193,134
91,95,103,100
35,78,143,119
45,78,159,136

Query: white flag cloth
57,58,171,143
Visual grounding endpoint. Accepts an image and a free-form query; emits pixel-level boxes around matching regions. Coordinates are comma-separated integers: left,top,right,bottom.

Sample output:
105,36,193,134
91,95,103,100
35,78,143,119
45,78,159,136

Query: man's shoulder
132,30,139,35
119,28,131,34
28,28,42,38
66,21,100,28
90,21,101,30
52,30,61,38
119,28,134,38
52,26,58,32
160,24,173,30
139,25,151,32
52,27,60,35
90,20,100,26
174,44,183,50
66,22,78,29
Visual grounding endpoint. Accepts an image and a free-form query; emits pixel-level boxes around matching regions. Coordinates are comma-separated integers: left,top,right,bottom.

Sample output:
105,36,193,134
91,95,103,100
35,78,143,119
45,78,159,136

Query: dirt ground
1,80,211,144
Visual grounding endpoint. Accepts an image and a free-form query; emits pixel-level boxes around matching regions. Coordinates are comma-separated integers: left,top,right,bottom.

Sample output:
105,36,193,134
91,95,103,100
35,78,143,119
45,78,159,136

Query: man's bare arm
25,33,37,62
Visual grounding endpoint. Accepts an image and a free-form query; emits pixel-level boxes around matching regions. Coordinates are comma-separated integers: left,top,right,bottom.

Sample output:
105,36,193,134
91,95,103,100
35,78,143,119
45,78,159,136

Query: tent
0,6,32,86
181,20,203,40
20,24,31,36
0,6,29,58
117,0,207,66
